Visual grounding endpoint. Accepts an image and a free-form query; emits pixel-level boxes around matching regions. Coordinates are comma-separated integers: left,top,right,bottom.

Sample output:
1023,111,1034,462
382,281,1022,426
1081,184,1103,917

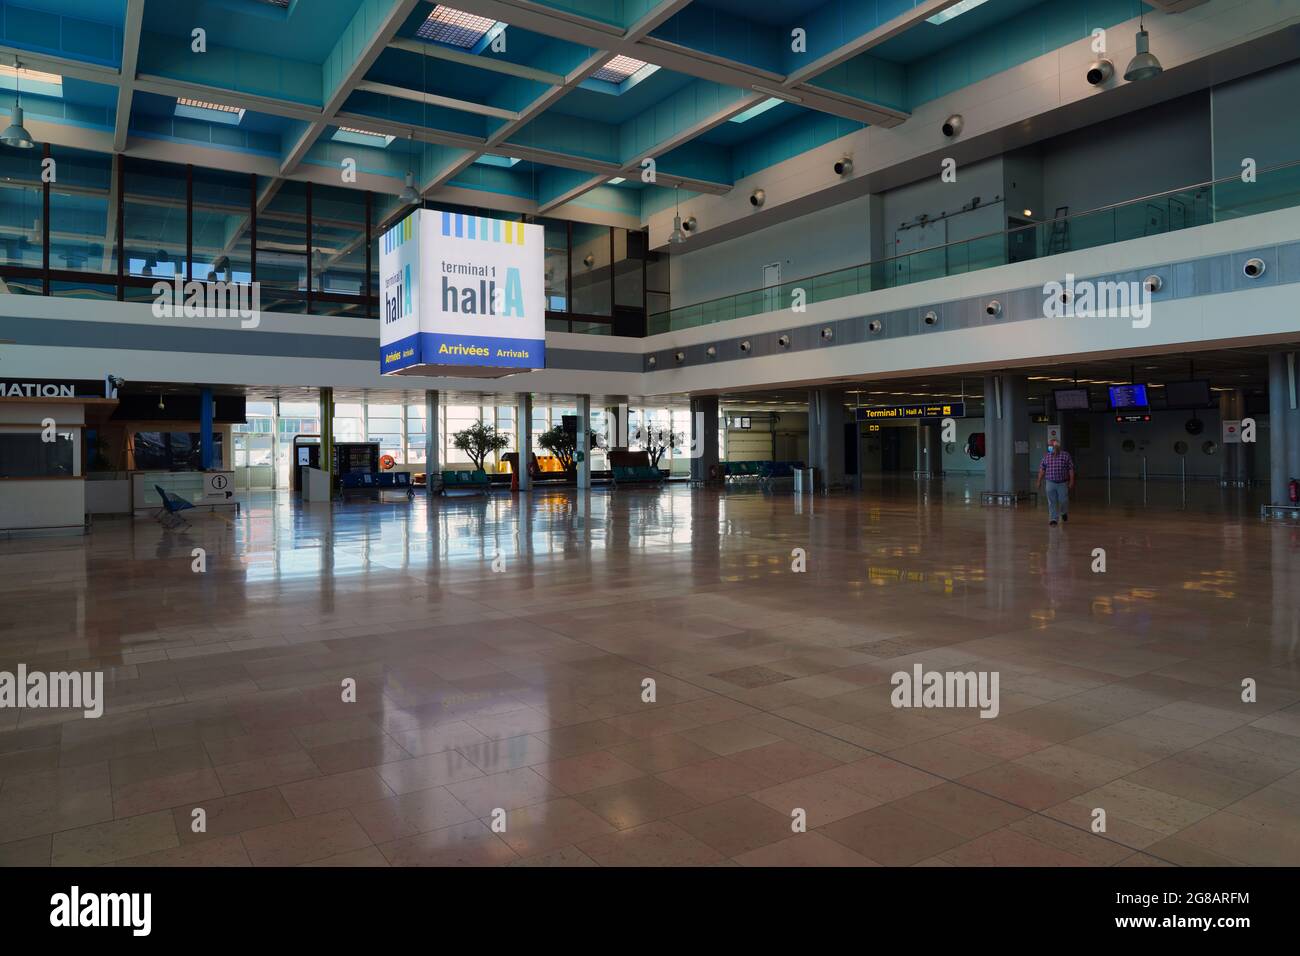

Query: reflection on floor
1,482,1298,866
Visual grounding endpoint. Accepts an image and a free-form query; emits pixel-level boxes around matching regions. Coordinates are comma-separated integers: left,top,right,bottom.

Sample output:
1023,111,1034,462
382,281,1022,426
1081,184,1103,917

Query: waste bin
793,467,815,495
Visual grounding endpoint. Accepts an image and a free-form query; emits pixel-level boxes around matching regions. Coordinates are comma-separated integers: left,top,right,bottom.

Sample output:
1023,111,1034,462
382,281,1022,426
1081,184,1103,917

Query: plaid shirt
1039,449,1073,483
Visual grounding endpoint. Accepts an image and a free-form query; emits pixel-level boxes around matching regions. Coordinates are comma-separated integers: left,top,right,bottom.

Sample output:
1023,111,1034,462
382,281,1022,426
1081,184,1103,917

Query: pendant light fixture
399,49,426,205
399,131,420,203
669,184,686,244
2,59,36,149
1124,14,1163,82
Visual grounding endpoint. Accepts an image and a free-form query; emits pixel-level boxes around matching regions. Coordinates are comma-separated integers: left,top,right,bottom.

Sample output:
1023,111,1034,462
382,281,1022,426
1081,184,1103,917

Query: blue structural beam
200,387,214,471
617,78,751,165
507,113,621,166
137,31,324,107
0,5,125,68
648,4,787,75
805,54,908,113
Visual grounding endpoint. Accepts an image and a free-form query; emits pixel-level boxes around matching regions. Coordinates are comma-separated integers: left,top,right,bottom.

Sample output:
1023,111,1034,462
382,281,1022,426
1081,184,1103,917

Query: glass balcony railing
648,160,1300,336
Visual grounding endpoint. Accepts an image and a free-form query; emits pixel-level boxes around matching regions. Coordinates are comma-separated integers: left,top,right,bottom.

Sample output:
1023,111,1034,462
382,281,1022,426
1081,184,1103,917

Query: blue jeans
1045,480,1069,522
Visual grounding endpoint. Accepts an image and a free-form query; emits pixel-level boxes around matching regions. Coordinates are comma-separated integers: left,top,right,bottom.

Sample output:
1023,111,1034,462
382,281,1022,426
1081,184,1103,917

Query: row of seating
339,471,414,499
723,460,806,480
612,465,665,485
440,469,492,495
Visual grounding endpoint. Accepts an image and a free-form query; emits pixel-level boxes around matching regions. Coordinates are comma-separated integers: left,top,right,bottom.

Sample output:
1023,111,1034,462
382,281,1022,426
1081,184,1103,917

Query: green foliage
451,422,510,471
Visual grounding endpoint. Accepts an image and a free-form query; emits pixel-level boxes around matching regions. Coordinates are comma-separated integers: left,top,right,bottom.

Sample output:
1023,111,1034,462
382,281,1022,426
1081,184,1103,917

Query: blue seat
155,484,196,528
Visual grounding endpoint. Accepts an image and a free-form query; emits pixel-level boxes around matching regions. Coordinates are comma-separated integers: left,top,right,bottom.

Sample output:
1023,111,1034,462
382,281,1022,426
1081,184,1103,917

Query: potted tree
536,425,602,478
639,422,685,470
450,422,510,473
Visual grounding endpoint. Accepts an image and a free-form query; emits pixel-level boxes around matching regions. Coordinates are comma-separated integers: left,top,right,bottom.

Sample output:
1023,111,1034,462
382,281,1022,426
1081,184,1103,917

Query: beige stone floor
1,481,1298,867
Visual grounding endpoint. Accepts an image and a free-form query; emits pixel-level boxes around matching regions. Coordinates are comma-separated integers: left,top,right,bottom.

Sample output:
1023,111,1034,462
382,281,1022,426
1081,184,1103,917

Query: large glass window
193,166,253,285
540,218,568,312
123,158,186,281
406,403,427,464
49,147,116,277
258,179,308,307
0,148,43,270
366,402,403,460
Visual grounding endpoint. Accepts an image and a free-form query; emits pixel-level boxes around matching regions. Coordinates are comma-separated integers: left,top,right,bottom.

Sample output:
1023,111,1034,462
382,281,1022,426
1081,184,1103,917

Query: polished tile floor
1,479,1298,867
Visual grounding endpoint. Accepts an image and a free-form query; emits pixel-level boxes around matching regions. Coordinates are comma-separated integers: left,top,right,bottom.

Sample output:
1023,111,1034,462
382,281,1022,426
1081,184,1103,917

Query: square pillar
689,394,719,483
424,389,440,496
319,386,334,478
199,387,214,470
809,388,847,490
516,392,532,491
576,394,591,489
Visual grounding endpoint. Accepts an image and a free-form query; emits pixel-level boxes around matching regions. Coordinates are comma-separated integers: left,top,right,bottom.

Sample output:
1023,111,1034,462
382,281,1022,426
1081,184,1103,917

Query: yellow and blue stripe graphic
441,212,526,245
383,215,415,254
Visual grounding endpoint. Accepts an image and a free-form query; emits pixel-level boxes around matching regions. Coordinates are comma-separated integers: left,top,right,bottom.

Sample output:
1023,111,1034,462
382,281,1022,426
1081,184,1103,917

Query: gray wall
1038,92,1211,216
668,195,873,307
880,157,1006,252
1211,59,1300,178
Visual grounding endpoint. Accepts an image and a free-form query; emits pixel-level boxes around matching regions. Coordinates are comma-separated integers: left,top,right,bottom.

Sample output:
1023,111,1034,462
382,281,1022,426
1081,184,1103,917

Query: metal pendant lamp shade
1124,28,1163,82
2,104,35,149
398,170,420,204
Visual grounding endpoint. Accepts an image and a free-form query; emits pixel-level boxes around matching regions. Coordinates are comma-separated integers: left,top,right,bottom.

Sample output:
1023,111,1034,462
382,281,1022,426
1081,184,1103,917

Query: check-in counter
0,398,89,535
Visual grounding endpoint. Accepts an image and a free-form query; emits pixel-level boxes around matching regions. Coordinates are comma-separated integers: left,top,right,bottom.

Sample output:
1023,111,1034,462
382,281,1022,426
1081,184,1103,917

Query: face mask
1049,446,1058,454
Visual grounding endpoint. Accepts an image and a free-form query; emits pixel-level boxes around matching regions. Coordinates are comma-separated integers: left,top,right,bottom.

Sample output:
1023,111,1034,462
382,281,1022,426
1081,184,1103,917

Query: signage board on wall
855,402,965,422
378,210,545,378
0,379,107,399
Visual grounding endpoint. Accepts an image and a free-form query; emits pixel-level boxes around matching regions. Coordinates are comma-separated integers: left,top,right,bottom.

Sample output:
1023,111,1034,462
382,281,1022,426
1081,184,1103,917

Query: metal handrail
651,157,1300,322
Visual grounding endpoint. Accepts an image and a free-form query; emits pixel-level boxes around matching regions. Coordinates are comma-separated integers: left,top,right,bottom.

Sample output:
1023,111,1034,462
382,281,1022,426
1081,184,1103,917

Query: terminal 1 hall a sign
378,210,545,379
855,402,966,422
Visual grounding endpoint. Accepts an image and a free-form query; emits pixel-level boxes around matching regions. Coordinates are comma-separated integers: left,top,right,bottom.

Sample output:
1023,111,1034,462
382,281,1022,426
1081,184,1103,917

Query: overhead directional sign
855,402,965,422
379,209,545,378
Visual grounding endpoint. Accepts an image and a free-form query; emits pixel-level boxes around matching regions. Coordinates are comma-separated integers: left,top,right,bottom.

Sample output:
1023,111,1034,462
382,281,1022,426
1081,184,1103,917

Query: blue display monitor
1108,384,1149,409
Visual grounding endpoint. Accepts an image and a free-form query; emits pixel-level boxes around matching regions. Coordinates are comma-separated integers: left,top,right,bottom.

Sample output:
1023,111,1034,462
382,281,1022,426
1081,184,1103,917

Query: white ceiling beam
0,46,119,86
112,0,145,152
134,74,324,123
388,37,564,86
280,0,423,175
355,79,518,121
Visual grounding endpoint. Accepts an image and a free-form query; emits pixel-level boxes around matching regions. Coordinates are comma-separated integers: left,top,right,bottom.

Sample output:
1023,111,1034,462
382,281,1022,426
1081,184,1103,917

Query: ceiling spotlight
674,351,686,363
1086,58,1114,85
739,340,751,352
682,216,697,233
868,319,883,334
820,327,833,340
941,114,963,137
776,334,790,348
1,61,35,149
1143,275,1163,293
922,310,938,326
647,355,657,367
749,189,765,208
1243,257,1266,278
1124,23,1163,82
583,254,594,267
985,299,1002,317
706,345,717,358
834,156,853,176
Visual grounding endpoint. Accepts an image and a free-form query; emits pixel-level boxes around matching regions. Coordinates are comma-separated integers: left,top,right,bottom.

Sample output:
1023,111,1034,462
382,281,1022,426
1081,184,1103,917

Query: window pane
0,147,43,268
312,184,366,296
193,166,252,284
570,222,609,315
123,157,185,280
50,147,116,275
259,178,307,292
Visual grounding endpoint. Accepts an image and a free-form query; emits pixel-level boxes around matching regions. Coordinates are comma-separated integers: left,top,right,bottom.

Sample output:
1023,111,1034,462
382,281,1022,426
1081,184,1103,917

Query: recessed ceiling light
333,125,395,147
607,177,626,185
175,97,245,124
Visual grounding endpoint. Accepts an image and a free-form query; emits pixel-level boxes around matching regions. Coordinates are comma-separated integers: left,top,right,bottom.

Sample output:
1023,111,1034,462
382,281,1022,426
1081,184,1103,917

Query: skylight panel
591,54,653,84
473,155,521,168
729,97,783,123
927,0,992,25
418,6,498,47
0,64,63,98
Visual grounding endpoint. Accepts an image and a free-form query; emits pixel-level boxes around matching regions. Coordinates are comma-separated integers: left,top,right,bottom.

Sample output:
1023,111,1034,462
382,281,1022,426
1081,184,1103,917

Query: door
761,262,781,312
881,427,903,472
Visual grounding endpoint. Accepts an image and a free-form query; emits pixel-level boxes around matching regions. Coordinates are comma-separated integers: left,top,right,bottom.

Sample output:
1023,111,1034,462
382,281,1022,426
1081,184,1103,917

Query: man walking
1037,437,1075,527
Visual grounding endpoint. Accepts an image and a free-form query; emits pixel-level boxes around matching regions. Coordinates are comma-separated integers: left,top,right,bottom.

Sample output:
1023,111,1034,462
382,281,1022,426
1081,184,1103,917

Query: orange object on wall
380,454,396,471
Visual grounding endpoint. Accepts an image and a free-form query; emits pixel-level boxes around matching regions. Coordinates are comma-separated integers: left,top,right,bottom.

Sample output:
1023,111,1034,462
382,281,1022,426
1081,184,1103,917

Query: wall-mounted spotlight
682,216,697,234
1086,59,1114,85
868,319,883,334
739,340,752,353
834,156,853,176
583,254,594,267
1243,257,1266,278
985,299,1002,317
674,351,686,363
1143,275,1163,293
1058,288,1072,305
942,114,963,137
706,345,717,358
922,310,938,326
776,334,790,348
749,189,765,208
647,355,657,367
820,327,833,340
